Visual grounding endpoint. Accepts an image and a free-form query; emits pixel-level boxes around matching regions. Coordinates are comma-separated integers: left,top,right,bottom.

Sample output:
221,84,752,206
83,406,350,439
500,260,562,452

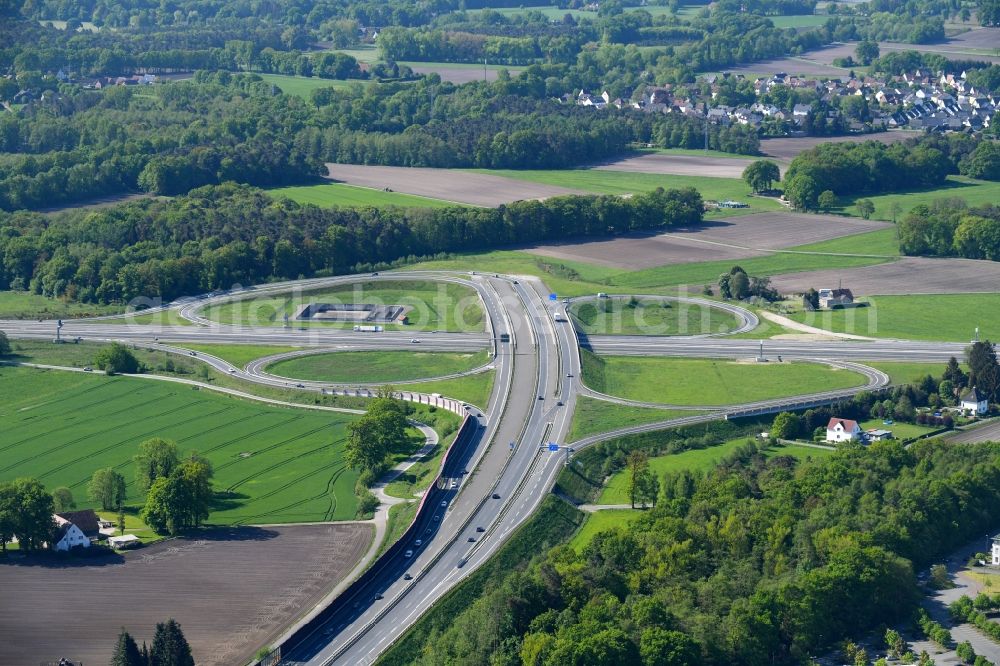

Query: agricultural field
759,131,918,162
784,293,1000,342
0,367,366,524
570,296,743,336
568,396,698,442
400,61,525,84
597,438,834,504
271,182,457,209
266,350,491,383
256,73,366,98
0,290,122,319
0,524,372,666
768,13,829,28
838,176,1000,222
594,152,759,179
201,280,485,332
581,352,867,405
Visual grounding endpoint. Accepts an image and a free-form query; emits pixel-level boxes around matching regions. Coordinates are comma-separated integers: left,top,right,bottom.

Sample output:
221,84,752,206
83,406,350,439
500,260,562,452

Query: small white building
52,515,91,552
961,387,989,416
826,417,862,443
108,534,141,550
992,535,1000,566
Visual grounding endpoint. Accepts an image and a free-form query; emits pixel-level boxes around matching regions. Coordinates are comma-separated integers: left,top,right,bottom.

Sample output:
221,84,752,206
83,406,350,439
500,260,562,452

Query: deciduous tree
134,438,180,494
89,467,127,510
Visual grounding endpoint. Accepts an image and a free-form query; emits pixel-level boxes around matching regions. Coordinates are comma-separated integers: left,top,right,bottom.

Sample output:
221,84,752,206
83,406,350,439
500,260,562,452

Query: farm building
108,534,141,550
819,288,854,309
960,387,989,416
826,417,862,443
52,517,90,552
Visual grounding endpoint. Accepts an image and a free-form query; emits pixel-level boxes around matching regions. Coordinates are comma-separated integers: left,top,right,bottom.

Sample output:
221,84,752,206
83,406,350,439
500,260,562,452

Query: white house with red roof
826,417,862,443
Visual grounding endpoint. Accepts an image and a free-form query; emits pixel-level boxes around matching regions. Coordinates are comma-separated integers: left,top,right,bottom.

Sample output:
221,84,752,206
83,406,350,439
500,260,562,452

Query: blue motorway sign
547,442,560,452
549,293,557,301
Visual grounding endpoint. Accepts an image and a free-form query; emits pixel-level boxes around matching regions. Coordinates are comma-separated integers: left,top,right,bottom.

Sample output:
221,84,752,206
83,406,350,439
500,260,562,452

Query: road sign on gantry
547,443,559,452
549,293,557,301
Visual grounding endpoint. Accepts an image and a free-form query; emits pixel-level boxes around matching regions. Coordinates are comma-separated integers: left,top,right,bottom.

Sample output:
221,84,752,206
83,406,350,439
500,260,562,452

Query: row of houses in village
570,69,997,134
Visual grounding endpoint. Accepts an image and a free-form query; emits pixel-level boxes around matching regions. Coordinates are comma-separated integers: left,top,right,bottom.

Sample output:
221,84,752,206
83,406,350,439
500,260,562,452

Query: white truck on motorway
353,325,384,332
553,312,566,322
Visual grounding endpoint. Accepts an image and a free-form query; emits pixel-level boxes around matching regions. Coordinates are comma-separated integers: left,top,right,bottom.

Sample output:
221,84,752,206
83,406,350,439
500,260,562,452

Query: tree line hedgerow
0,183,703,305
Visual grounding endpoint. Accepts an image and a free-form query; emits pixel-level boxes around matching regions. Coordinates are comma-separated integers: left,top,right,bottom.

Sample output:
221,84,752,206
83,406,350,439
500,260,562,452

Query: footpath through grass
0,366,362,524
266,350,491,384
582,351,866,405
786,293,1000,342
202,280,485,332
271,182,457,209
597,437,834,505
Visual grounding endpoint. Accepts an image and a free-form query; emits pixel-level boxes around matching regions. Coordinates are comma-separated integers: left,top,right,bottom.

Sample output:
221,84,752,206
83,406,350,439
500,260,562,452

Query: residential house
826,417,862,443
52,515,91,551
960,387,989,416
992,535,1000,566
818,288,854,309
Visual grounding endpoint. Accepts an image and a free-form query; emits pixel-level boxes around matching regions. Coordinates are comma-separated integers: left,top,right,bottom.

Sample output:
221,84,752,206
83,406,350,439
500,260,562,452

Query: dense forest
0,183,702,304
399,439,1000,665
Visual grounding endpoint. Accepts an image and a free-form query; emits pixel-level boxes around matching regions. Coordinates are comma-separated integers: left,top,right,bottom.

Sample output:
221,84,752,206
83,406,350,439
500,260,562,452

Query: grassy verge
864,361,953,385
597,437,834,504
0,290,122,319
383,428,459,500
570,296,742,336
376,501,418,559
201,280,485,332
581,351,867,405
180,343,304,367
266,350,491,383
377,495,584,666
270,182,458,209
568,509,645,551
568,396,700,442
786,293,1000,342
402,370,495,408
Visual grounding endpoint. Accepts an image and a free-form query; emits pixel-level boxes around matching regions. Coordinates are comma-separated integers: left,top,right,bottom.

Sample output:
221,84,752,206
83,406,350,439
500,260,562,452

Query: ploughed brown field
525,212,890,270
768,256,1000,295
323,163,587,206
593,152,760,178
0,524,371,666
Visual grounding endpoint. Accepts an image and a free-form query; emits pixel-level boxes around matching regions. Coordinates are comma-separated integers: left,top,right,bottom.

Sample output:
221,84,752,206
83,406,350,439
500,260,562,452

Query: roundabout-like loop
565,293,759,338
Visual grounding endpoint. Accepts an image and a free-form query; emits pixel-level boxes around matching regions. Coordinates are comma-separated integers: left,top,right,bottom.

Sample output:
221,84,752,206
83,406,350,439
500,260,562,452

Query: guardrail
264,415,480,666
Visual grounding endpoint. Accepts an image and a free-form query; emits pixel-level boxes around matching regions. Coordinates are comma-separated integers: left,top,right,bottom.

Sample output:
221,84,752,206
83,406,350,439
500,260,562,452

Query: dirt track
324,164,586,206
525,212,890,270
0,524,371,666
768,256,1000,295
594,152,760,178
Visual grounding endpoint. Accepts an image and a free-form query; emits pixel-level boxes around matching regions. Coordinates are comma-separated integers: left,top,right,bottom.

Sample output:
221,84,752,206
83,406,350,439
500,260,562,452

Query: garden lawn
838,176,1000,222
568,509,645,551
0,366,362,524
570,297,743,336
598,438,833,504
858,418,939,441
256,73,366,97
266,350,491,383
582,352,866,405
270,182,457,209
202,280,485,332
568,396,699,441
786,293,1000,342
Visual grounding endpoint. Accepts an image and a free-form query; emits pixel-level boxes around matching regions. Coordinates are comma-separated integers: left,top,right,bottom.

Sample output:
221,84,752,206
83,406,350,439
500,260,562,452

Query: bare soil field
593,152,759,178
405,64,524,83
721,54,850,77
947,419,1000,444
324,163,586,206
525,212,889,269
808,32,1000,66
768,256,1000,295
760,131,919,161
0,524,371,666
38,192,151,215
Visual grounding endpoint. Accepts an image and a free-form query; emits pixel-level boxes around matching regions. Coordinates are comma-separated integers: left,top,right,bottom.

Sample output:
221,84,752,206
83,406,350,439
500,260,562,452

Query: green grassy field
473,168,785,218
568,396,699,441
271,182,458,209
582,352,866,405
864,361,952,385
256,73,366,98
786,293,1000,342
570,296,743,336
839,176,1000,222
470,5,595,19
0,291,122,319
179,344,304,368
266,350,490,383
768,13,828,27
404,370,495,407
320,45,381,62
568,509,645,551
399,60,525,71
0,367,363,524
598,438,834,504
202,280,485,332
